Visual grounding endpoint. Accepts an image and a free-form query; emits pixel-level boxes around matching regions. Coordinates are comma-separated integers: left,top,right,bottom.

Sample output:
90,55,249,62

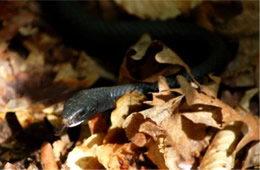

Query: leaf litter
0,1,259,169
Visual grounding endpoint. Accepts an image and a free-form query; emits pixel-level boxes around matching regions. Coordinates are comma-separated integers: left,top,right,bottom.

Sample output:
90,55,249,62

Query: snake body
40,2,230,127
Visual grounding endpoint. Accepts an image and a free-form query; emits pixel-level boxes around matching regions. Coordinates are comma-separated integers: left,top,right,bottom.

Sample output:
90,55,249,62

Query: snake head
61,91,95,127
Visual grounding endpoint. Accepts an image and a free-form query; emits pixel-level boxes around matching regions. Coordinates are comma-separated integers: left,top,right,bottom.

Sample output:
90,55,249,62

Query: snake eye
77,108,86,117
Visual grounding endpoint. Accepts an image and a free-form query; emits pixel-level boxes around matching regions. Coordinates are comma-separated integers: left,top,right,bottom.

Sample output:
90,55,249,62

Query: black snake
40,2,230,129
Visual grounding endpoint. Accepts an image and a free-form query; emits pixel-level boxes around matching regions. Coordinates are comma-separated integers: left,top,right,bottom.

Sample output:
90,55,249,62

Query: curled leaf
199,122,243,170
242,141,260,169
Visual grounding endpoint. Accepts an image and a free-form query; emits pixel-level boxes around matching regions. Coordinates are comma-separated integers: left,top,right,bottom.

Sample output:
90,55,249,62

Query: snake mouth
62,118,85,128
54,118,84,136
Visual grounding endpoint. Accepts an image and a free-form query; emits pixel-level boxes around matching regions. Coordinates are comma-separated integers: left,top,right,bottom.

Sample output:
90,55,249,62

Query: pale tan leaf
139,120,164,141
20,46,45,72
157,76,170,92
129,132,148,147
114,0,203,20
66,133,105,170
128,33,152,60
234,111,260,153
164,147,183,170
242,141,260,170
199,122,243,170
163,113,211,163
238,88,258,112
200,74,221,98
27,163,38,170
144,76,174,106
52,134,72,161
15,110,37,128
110,90,146,129
147,140,169,169
177,75,260,153
96,143,137,169
76,52,116,82
182,110,222,129
103,90,146,143
123,96,183,133
54,63,77,82
155,46,199,85
40,142,59,170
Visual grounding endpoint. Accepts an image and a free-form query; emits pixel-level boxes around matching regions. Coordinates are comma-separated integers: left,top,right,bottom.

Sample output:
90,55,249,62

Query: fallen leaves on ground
0,1,259,169
65,75,259,169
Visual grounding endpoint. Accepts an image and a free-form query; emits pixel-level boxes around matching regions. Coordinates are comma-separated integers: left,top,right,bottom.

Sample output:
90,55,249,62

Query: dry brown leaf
155,45,198,85
15,110,37,128
4,162,19,170
196,1,259,88
2,98,29,112
221,37,259,87
114,0,203,20
215,1,259,37
147,139,170,169
128,33,152,60
20,47,45,73
119,34,193,84
164,146,184,170
147,135,193,169
54,63,78,82
96,143,138,169
200,74,221,98
27,162,38,170
44,103,64,129
54,51,115,88
144,76,174,106
119,33,155,83
195,2,216,31
123,96,183,147
76,51,116,83
124,96,183,133
143,44,195,83
163,113,211,164
52,134,72,161
1,98,48,128
66,133,105,170
129,132,148,147
181,109,222,129
139,120,164,142
242,141,260,169
23,32,59,53
0,43,19,107
40,142,59,170
199,121,243,170
123,89,212,168
234,109,260,154
88,114,108,134
110,90,146,130
238,88,258,112
0,8,35,42
104,90,146,143
177,75,260,153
